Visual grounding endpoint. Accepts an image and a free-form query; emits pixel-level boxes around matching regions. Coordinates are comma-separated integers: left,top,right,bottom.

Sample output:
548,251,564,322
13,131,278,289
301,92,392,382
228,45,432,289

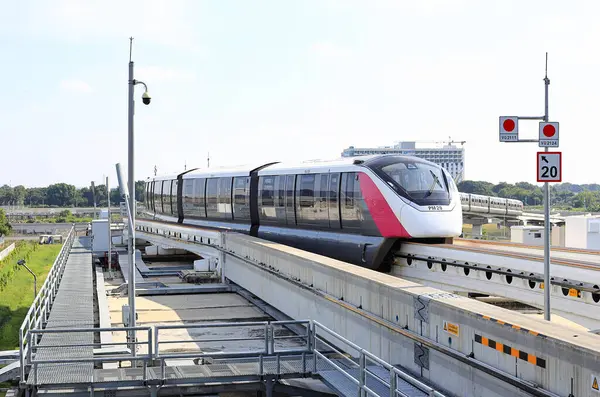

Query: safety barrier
18,226,75,382
313,322,445,397
20,320,446,395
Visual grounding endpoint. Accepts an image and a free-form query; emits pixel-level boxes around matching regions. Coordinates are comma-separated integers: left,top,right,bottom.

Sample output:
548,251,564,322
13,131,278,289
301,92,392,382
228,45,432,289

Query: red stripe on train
358,173,411,238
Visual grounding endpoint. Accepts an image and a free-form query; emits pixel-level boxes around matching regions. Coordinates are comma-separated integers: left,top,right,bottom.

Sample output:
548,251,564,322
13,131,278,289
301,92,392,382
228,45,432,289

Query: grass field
462,223,512,240
0,242,61,350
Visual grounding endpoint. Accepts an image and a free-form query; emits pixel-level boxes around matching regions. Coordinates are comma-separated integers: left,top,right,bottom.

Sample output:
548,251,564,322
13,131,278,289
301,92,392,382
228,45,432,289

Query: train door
328,173,341,229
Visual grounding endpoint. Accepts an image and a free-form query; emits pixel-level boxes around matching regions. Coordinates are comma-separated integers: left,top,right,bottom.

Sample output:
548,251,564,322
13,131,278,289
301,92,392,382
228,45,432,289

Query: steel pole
127,60,137,352
106,176,111,278
543,71,551,321
21,264,37,300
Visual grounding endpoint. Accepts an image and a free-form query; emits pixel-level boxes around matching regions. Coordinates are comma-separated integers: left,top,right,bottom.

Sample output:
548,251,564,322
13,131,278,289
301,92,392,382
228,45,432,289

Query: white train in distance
459,192,524,217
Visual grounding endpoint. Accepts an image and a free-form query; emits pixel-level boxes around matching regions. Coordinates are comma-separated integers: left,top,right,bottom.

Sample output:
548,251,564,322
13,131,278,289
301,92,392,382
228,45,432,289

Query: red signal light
543,124,556,137
503,119,516,132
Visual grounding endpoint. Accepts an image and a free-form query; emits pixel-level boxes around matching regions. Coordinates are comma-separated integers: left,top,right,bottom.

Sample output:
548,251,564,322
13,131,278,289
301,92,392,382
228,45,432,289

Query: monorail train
144,155,463,270
459,193,523,216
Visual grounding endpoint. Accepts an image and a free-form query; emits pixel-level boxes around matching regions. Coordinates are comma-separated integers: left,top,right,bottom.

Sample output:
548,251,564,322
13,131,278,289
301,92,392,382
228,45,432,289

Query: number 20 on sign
537,152,562,183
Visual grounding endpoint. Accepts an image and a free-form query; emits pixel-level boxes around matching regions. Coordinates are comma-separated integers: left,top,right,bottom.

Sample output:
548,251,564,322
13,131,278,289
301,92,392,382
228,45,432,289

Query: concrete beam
223,233,600,397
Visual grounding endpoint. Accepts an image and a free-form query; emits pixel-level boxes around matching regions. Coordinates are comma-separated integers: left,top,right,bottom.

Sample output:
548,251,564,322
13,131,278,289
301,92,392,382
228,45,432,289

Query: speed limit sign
537,152,562,182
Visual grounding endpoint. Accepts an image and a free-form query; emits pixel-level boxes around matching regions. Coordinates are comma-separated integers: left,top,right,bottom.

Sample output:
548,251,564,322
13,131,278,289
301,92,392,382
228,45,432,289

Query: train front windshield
369,158,452,206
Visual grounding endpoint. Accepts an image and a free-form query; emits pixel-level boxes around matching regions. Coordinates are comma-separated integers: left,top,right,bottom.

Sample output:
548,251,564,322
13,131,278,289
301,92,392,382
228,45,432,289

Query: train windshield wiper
425,170,443,197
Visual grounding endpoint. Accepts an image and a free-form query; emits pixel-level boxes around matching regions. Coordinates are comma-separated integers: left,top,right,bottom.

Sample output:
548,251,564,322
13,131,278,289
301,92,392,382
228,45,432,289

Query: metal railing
20,319,447,395
18,226,75,382
27,327,152,384
154,320,313,379
312,321,447,397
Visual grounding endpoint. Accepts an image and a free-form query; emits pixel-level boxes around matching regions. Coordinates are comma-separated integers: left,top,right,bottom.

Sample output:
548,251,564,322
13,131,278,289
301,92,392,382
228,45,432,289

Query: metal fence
313,322,445,397
20,317,447,396
19,226,75,382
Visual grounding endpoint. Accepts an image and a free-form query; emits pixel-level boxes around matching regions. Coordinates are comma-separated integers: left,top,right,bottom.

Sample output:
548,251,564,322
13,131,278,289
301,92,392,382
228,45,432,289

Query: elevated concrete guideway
135,220,600,397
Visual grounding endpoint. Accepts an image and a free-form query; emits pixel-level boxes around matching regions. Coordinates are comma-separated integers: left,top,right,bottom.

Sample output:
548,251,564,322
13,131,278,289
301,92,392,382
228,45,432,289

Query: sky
1,0,599,188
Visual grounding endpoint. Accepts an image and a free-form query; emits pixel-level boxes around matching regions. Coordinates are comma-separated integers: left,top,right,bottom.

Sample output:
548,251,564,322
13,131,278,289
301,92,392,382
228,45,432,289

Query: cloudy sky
1,0,598,187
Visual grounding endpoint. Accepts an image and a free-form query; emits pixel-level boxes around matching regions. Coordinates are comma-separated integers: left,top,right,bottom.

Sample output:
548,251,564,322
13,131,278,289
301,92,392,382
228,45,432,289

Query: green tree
46,183,77,207
0,185,14,205
0,209,11,236
13,185,26,205
25,187,48,206
457,181,495,196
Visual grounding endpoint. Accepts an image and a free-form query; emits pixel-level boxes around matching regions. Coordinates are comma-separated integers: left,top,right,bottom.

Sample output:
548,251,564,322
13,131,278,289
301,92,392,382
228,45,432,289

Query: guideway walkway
26,237,94,386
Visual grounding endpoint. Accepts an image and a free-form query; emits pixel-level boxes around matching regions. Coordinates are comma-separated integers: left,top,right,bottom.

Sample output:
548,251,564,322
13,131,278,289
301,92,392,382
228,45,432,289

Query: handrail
19,226,75,383
313,321,447,397
20,318,446,396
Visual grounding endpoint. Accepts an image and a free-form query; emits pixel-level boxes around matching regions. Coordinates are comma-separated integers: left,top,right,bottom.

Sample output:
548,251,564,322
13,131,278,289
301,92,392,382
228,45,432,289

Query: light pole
17,259,36,300
128,37,151,233
126,37,151,358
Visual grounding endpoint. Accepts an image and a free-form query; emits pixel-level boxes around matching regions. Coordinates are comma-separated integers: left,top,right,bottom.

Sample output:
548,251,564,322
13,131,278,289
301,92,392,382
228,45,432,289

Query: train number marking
428,205,442,211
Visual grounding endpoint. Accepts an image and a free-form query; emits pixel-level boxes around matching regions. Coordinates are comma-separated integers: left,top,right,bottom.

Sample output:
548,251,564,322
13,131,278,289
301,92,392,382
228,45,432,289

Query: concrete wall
565,215,600,250
0,243,15,261
223,233,600,397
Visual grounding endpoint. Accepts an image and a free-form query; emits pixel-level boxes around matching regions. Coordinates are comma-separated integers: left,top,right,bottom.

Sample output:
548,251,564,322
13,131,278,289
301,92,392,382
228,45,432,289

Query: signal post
498,53,561,321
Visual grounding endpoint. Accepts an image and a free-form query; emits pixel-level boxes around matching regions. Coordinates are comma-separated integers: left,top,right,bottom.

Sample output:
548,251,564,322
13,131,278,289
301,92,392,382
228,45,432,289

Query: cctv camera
17,259,25,266
142,91,151,105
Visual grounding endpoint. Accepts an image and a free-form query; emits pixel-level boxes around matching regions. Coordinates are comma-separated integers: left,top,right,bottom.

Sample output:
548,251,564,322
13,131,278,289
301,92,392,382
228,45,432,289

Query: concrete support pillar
149,385,158,397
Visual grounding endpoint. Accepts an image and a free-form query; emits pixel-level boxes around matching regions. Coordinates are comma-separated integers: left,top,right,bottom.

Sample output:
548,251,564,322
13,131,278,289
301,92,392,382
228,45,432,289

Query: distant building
341,141,465,182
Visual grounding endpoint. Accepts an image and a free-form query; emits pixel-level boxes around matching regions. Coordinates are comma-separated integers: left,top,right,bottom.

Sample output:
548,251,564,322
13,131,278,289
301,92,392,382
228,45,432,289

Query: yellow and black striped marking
477,314,547,338
475,334,546,369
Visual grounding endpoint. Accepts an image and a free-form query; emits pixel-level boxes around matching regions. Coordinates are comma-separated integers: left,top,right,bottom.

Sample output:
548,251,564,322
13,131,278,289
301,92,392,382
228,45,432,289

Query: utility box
510,225,545,246
91,219,110,252
552,226,565,247
193,257,218,272
565,215,600,250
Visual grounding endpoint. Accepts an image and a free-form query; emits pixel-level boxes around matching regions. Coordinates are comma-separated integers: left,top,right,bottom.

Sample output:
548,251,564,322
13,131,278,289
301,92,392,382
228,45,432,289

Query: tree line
0,181,146,207
457,181,600,212
2,179,599,212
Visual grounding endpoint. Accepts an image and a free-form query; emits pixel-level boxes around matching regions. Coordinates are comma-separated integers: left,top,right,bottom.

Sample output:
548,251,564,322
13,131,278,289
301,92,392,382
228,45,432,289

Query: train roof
148,154,442,180
182,162,276,179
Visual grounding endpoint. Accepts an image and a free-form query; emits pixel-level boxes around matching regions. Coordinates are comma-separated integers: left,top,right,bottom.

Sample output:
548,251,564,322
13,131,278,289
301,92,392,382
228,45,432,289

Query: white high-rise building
341,141,465,182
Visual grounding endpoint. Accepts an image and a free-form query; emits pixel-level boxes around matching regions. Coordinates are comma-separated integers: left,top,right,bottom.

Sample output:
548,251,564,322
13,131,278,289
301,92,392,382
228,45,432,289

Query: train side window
196,178,207,218
261,176,274,207
233,177,250,221
217,177,233,219
345,173,355,208
320,174,328,204
297,174,317,226
206,178,219,217
182,179,194,216
277,176,285,208
285,174,295,225
151,181,156,212
329,173,340,229
259,176,276,222
299,174,315,208
154,181,162,213
274,175,287,224
340,172,364,230
317,173,330,226
171,179,178,215
161,180,169,214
